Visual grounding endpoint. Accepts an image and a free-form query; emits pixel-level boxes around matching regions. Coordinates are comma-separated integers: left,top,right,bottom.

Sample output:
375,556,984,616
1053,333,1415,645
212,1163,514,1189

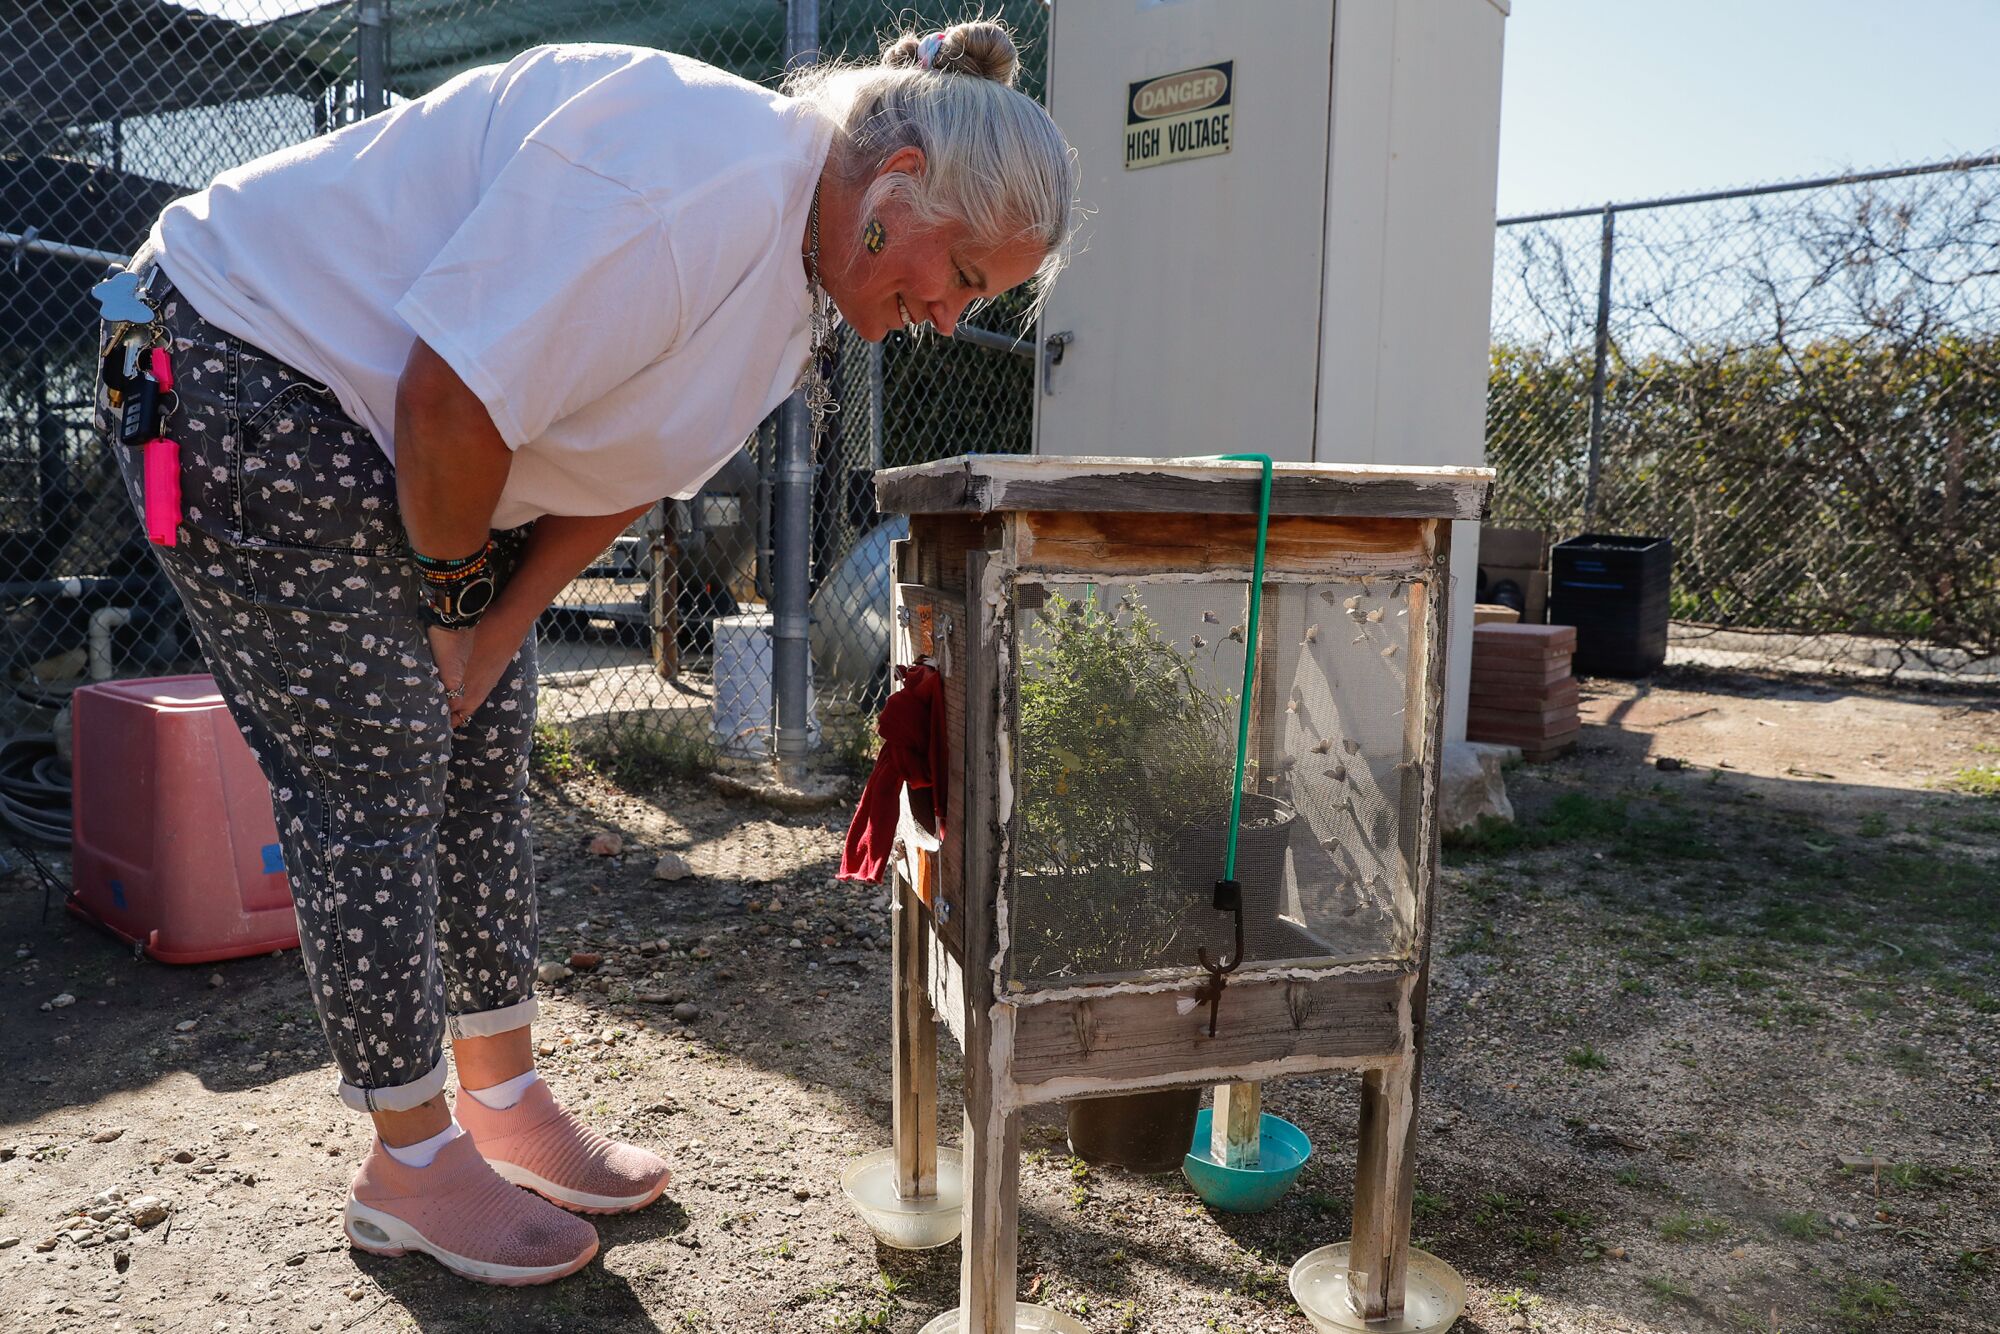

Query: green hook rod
1206,452,1272,882
1182,452,1272,1030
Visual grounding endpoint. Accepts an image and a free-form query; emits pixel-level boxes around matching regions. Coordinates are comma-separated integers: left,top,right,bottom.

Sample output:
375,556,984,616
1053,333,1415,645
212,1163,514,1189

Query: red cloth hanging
838,662,949,885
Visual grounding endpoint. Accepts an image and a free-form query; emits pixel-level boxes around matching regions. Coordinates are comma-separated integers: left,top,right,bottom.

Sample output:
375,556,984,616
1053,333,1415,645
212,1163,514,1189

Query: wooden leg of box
1348,1054,1420,1320
957,547,1017,1333
958,1090,1020,1333
1213,1081,1262,1169
892,868,939,1197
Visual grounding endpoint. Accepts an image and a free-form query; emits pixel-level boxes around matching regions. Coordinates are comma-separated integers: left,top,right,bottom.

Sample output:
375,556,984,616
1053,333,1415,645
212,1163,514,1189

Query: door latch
1041,331,1072,395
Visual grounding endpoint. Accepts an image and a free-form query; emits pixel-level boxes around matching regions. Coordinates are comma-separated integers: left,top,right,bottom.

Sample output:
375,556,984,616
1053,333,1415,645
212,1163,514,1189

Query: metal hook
1194,877,1246,1038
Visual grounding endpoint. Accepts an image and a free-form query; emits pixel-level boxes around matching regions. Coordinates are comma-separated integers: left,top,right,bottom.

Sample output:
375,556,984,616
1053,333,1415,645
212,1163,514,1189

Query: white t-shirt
152,45,832,529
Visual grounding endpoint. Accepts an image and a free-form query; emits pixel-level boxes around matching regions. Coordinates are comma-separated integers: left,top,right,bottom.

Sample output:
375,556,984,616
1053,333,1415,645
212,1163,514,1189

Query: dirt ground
2,664,1996,1334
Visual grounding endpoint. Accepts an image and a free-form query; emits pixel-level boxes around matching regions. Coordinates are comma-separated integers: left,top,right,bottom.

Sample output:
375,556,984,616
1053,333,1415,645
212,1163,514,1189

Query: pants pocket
237,542,415,622
236,391,402,558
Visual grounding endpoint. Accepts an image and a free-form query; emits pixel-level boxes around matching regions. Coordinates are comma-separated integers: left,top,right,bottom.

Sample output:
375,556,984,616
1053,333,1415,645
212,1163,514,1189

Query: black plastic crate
1551,533,1671,594
1554,592,1672,626
1550,533,1672,677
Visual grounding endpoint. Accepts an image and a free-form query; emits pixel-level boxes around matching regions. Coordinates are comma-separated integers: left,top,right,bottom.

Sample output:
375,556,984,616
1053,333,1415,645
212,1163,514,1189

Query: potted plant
1014,585,1296,1170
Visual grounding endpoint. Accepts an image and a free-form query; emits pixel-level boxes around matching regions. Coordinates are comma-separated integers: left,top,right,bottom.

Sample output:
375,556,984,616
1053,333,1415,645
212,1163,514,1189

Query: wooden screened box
872,456,1490,1332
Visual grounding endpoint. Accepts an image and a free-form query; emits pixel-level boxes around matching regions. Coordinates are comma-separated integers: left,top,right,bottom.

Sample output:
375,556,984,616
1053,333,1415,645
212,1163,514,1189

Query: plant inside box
1016,586,1235,978
1015,585,1300,976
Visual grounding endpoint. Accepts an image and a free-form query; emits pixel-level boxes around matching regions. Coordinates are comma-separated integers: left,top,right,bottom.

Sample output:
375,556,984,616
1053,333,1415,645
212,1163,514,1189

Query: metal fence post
1582,203,1615,524
772,0,820,785
869,340,886,471
649,499,679,682
357,1,392,119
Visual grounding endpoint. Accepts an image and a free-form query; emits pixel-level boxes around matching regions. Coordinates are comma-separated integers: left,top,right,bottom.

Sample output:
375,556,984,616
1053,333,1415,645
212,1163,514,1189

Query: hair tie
917,33,946,71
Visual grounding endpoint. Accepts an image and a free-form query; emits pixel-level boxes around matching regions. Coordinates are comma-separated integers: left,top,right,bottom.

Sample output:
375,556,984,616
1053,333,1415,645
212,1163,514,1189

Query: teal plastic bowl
1182,1109,1312,1213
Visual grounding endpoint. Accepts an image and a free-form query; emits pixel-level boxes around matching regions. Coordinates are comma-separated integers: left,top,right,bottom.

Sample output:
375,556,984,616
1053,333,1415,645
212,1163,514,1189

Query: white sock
382,1120,464,1168
463,1069,540,1111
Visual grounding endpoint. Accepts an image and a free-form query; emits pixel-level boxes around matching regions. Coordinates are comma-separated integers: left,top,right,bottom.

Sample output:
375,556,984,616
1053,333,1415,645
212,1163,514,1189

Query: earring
863,218,887,254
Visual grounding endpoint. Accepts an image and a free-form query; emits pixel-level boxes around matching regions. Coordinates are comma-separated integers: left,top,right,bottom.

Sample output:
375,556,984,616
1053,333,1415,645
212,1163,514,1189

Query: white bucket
711,613,819,760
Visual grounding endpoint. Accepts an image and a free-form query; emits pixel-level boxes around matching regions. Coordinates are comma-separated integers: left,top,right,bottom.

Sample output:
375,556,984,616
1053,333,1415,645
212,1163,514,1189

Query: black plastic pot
1066,1087,1203,1172
1164,792,1298,924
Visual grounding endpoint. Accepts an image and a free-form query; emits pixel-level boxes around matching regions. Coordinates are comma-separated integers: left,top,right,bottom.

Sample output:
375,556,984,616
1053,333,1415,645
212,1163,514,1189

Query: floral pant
104,276,541,1112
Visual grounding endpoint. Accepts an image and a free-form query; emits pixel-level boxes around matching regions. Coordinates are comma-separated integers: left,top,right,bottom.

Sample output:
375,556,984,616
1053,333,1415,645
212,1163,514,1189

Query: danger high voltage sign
1124,60,1233,171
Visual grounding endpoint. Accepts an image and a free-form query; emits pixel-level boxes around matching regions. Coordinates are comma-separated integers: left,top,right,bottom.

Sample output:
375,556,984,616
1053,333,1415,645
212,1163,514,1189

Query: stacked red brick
1466,624,1578,760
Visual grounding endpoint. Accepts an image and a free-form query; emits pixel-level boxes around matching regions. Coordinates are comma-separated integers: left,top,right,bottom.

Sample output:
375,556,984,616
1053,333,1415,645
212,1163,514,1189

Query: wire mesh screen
1488,158,2000,678
1006,576,1425,991
1,0,1053,792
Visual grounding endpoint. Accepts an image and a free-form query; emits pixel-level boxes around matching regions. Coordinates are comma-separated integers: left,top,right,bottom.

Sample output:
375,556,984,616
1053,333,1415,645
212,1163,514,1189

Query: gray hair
787,18,1079,316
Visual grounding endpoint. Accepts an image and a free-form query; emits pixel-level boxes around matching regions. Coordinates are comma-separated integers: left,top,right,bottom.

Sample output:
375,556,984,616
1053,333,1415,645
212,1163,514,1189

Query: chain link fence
27,2,1984,829
1488,157,2000,680
1,0,1049,808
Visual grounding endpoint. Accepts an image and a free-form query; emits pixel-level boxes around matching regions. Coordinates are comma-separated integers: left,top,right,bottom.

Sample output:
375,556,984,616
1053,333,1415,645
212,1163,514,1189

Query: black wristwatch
414,540,497,629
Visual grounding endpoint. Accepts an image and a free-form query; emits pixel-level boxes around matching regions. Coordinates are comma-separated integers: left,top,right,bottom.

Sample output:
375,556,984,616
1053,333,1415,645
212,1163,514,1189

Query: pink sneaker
456,1079,673,1215
343,1134,598,1285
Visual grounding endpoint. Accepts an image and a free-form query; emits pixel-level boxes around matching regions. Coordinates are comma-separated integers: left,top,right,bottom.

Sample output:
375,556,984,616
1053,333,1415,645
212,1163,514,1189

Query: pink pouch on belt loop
142,346,180,546
144,438,180,547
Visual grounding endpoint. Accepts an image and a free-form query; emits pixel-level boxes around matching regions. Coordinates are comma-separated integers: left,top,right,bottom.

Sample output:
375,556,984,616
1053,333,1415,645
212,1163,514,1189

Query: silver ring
444,684,465,701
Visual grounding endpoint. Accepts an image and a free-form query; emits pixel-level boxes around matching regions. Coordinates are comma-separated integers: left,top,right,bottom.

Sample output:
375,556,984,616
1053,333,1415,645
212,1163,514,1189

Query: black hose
0,734,71,846
10,679,77,710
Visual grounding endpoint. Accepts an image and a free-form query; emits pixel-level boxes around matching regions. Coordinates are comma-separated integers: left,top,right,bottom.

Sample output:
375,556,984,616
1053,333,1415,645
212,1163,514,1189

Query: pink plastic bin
70,674,298,964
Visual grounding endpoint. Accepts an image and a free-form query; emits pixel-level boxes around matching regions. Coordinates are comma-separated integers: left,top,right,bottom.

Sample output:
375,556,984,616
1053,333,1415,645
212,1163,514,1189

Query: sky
1496,0,2000,218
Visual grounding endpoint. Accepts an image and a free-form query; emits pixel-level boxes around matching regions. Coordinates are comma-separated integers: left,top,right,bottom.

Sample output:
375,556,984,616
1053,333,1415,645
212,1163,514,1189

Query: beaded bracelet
414,539,497,628
412,544,490,573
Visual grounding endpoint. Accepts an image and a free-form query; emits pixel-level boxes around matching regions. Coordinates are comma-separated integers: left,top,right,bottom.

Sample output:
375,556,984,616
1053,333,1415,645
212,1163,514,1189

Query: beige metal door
1035,0,1337,463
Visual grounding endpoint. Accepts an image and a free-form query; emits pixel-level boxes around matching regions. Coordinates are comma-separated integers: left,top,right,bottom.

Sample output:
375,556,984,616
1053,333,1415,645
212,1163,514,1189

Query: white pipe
88,607,133,681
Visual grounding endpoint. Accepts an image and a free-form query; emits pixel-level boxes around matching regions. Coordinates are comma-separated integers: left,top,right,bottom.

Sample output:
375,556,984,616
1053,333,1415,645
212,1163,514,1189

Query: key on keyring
100,342,129,407
100,333,144,410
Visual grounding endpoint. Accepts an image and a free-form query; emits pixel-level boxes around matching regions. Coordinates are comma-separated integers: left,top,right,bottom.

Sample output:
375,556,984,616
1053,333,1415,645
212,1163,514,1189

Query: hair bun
882,20,1021,87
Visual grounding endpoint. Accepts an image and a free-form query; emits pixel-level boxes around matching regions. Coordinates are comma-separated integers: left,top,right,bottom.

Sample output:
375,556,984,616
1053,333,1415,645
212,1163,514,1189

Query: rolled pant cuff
337,1055,448,1114
445,995,538,1041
